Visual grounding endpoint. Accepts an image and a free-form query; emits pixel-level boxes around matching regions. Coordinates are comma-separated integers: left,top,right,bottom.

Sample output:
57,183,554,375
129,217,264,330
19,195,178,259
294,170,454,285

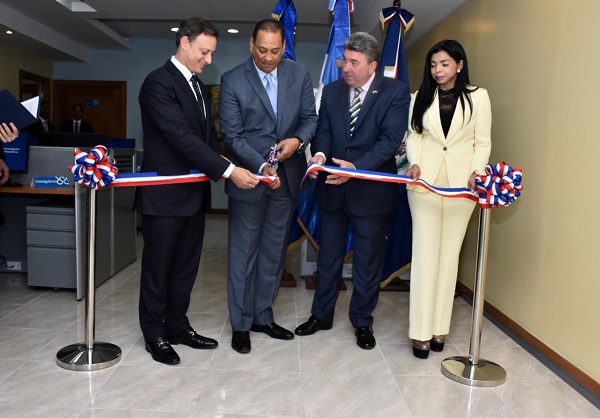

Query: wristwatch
294,136,305,154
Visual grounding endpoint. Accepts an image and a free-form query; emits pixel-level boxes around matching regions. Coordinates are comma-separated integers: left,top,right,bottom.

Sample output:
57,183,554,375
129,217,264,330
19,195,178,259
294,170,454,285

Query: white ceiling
0,0,465,62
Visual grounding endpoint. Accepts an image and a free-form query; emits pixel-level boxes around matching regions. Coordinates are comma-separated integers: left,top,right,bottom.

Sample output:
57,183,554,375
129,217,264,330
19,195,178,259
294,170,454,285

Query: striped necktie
349,87,362,136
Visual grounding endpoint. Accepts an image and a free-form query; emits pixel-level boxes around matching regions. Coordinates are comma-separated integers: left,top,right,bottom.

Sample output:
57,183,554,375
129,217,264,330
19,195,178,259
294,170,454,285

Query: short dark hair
176,17,219,48
252,19,284,43
72,103,83,112
343,32,380,64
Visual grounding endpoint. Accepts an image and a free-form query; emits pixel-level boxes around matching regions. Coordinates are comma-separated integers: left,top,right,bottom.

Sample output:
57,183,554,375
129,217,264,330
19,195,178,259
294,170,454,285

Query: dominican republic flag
291,0,355,253
271,0,297,61
378,3,415,286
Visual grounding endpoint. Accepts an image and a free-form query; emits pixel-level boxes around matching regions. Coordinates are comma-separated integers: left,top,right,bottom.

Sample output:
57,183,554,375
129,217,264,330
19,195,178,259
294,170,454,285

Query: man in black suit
136,17,259,365
295,33,410,349
60,103,93,133
29,101,55,139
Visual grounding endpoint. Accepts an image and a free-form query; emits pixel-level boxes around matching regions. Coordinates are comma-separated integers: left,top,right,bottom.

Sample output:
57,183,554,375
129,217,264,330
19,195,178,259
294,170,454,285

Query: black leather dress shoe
251,322,294,340
145,337,180,365
355,326,376,350
294,315,333,336
231,331,251,354
167,327,218,349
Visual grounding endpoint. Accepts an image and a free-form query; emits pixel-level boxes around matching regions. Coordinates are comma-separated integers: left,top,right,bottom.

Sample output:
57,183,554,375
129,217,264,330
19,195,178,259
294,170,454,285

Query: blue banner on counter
32,176,70,188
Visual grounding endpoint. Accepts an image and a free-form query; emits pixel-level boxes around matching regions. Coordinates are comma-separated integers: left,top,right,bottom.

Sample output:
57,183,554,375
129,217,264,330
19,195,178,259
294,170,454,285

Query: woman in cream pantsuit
405,40,492,359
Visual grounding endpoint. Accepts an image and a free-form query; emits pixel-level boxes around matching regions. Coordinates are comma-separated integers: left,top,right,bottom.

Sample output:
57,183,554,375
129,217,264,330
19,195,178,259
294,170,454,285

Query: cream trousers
407,189,476,341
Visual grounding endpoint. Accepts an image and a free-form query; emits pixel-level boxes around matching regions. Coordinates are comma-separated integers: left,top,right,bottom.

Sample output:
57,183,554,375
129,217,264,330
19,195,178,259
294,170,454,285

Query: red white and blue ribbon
475,161,523,208
69,145,118,189
69,145,275,190
303,161,523,209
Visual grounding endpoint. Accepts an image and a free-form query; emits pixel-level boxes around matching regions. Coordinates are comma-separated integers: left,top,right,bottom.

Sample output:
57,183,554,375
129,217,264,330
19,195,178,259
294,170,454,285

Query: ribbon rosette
69,145,118,189
475,161,523,208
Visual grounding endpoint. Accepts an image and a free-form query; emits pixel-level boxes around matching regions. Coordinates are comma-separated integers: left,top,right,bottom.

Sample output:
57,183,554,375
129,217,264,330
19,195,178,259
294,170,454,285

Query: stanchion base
441,356,506,387
56,342,121,371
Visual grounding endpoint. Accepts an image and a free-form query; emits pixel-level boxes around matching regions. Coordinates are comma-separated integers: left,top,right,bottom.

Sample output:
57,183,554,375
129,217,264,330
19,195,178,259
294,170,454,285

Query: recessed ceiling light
6,30,13,35
171,27,179,32
227,29,239,34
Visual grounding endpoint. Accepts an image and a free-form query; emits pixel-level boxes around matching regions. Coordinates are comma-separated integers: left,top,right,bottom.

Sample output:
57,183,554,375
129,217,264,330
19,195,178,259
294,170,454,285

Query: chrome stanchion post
56,187,121,371
440,207,507,387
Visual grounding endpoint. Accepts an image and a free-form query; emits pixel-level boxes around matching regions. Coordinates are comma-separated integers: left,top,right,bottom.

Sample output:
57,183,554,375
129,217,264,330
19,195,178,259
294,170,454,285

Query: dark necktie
190,75,206,126
42,120,48,132
349,87,362,136
74,121,79,133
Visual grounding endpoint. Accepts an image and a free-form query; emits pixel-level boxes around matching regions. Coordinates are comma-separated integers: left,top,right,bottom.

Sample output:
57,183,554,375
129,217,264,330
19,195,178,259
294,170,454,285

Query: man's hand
307,154,325,179
262,165,280,190
0,123,19,143
228,167,260,189
274,137,302,161
0,159,9,185
406,164,421,180
325,157,353,186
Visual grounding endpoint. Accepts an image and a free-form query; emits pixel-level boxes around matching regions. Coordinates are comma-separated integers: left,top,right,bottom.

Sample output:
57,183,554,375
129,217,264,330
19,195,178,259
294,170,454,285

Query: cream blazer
406,86,492,190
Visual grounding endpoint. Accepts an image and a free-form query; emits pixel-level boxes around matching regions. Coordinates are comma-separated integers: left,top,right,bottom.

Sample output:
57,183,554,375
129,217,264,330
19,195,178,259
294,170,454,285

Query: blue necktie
264,73,277,118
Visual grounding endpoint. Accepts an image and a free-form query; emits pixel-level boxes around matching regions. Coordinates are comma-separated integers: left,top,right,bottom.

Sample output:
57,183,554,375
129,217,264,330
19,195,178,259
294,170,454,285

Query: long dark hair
411,39,478,134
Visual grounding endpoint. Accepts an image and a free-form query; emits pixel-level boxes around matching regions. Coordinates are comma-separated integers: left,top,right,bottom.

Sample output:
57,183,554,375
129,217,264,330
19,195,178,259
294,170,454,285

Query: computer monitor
36,132,106,148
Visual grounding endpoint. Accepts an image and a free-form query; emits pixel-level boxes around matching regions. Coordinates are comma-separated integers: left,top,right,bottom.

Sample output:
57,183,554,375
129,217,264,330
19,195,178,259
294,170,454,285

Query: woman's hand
468,172,478,192
406,164,421,180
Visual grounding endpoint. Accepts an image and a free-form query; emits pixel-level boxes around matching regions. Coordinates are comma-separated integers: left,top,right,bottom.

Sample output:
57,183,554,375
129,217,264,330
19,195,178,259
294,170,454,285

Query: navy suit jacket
312,73,410,216
219,58,317,203
135,59,229,217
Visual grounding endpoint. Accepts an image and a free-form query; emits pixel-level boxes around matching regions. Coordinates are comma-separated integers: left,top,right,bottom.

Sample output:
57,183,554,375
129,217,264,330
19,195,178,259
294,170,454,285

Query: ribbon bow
69,145,118,189
475,161,523,208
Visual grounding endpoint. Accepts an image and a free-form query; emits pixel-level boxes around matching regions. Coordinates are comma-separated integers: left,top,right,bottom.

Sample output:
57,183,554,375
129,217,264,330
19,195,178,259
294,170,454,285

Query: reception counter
0,146,137,299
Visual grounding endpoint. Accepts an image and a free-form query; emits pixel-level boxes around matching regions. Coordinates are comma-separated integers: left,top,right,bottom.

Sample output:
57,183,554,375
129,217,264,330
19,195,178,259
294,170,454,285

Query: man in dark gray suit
219,19,317,354
137,17,258,365
295,33,410,350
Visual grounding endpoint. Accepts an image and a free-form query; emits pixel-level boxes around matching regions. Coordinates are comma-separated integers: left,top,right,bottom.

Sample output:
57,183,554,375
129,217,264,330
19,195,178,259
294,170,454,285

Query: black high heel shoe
412,339,430,359
430,335,446,352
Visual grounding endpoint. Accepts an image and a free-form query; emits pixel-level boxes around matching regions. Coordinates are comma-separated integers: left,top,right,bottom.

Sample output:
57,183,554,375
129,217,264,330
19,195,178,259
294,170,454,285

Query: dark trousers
139,209,205,341
311,202,388,328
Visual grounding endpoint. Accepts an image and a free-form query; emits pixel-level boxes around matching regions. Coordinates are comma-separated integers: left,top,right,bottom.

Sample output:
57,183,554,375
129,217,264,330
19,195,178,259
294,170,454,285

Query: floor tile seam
0,359,27,385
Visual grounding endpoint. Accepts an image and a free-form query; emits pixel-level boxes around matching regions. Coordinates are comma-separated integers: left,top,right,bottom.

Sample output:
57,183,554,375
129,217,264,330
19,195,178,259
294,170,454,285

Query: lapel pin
372,90,378,94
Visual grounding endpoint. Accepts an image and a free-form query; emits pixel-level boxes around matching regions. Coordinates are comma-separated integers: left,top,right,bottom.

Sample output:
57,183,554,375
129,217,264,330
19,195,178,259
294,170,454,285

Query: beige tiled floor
0,214,598,417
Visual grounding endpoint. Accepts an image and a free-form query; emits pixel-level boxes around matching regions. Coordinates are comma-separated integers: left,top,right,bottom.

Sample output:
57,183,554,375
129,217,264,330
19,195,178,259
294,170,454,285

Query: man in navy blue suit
136,17,258,365
295,32,410,349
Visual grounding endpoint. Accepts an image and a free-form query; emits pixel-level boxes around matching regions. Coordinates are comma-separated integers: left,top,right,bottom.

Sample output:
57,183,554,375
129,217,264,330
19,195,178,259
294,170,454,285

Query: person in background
405,39,492,359
219,19,317,354
0,123,19,185
60,103,93,133
135,16,259,365
29,100,55,137
294,32,410,350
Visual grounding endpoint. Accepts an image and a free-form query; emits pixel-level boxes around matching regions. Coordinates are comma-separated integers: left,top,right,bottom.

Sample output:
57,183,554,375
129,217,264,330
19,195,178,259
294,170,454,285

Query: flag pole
440,208,506,386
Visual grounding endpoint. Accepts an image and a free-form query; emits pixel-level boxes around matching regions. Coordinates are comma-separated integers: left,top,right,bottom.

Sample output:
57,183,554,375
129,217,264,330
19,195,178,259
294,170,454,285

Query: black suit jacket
28,119,55,138
312,73,410,216
135,59,229,217
60,119,93,133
